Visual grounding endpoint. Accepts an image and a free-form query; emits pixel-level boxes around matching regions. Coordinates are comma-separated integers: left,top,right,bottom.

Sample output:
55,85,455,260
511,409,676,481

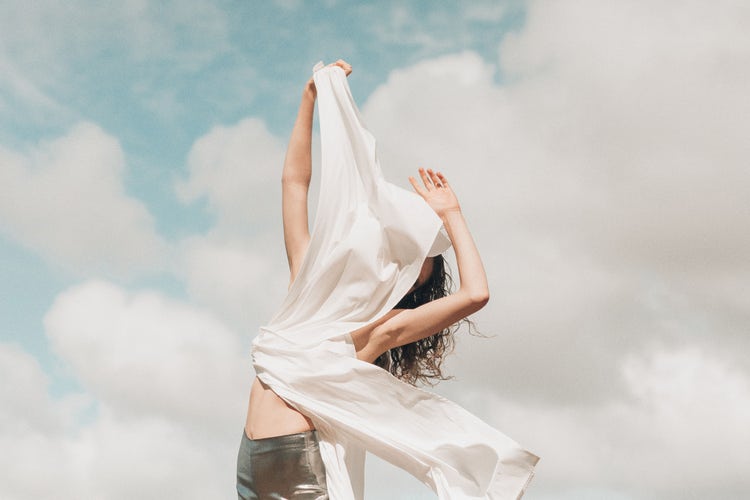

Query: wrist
302,82,316,101
438,207,462,221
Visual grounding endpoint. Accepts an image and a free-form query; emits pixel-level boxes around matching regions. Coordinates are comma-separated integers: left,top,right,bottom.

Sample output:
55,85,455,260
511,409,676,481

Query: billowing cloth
251,64,539,499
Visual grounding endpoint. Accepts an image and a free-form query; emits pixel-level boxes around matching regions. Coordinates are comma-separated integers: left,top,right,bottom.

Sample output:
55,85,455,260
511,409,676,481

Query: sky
1,0,749,498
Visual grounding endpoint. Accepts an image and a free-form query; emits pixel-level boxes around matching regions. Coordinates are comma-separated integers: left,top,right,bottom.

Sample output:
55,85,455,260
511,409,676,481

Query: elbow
466,289,490,310
371,323,400,354
281,173,311,188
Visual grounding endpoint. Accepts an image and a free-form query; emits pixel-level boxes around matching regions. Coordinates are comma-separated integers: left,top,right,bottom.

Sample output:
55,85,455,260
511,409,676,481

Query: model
238,60,538,500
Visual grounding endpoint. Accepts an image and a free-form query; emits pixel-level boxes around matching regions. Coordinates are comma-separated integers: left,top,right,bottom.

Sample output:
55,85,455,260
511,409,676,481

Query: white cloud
0,274,258,499
473,347,750,499
0,343,83,499
175,117,285,237
360,0,750,398
176,234,289,330
355,2,750,495
0,122,168,276
173,117,293,328
371,345,750,499
0,343,83,436
4,1,749,497
44,279,250,431
496,0,750,271
0,340,242,500
72,407,238,500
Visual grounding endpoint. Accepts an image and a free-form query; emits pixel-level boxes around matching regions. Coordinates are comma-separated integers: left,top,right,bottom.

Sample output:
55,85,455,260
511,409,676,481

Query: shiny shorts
236,429,328,500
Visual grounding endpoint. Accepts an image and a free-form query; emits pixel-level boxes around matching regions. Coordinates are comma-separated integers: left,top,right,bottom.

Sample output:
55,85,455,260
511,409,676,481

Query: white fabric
251,65,539,499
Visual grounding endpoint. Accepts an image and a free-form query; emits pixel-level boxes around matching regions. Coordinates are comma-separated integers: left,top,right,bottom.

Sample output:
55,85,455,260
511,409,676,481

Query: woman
238,61,534,499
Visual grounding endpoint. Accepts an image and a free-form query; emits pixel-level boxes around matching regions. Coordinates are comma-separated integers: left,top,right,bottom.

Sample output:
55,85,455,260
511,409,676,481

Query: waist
241,428,319,454
252,329,357,359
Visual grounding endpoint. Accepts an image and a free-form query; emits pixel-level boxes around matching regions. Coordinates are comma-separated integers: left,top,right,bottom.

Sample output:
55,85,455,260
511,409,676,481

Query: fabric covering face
251,64,539,499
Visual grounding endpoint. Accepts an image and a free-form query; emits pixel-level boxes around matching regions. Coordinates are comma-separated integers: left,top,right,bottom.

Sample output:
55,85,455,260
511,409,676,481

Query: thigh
236,430,259,500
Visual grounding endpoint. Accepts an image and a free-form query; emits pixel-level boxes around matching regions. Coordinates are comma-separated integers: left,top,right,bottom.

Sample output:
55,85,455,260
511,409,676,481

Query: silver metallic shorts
236,429,328,500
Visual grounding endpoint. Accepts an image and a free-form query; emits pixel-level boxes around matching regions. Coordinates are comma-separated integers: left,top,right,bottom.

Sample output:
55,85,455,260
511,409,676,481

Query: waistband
241,429,319,454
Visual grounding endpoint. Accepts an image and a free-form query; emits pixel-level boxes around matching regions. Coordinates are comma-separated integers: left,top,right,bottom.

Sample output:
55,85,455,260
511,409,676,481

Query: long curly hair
374,254,477,386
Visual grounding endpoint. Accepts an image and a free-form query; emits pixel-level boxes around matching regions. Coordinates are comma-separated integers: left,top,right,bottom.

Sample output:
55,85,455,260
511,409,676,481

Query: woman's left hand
408,168,461,218
306,59,352,98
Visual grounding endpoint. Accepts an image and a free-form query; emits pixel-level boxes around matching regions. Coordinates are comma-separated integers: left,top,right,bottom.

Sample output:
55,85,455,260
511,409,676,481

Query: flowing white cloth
251,64,539,499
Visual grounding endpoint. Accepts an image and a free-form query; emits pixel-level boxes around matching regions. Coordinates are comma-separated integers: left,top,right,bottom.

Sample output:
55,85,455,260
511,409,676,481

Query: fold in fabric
251,64,539,499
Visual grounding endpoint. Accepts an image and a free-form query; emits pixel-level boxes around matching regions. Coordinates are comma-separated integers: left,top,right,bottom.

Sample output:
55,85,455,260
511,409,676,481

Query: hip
236,428,328,500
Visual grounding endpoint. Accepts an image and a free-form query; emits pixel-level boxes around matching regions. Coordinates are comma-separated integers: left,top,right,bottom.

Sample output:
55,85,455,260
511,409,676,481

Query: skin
244,60,489,440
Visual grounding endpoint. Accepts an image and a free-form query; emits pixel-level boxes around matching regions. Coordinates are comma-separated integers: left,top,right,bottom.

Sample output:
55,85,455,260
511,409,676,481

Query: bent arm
372,208,489,355
281,83,316,288
353,168,489,362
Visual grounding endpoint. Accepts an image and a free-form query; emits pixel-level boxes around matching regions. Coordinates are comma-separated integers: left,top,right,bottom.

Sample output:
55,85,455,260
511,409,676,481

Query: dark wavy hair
374,254,477,386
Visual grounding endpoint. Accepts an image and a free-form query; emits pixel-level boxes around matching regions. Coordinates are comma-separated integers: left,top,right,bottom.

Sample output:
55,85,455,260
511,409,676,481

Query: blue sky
2,1,750,499
2,0,520,360
0,0,520,385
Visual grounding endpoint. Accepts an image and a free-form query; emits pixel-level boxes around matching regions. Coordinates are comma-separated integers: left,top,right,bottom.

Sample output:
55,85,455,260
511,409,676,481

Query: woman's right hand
306,60,352,98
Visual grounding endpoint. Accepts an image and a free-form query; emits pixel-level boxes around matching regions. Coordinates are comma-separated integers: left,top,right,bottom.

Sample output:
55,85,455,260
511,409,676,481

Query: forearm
281,88,315,186
440,209,489,302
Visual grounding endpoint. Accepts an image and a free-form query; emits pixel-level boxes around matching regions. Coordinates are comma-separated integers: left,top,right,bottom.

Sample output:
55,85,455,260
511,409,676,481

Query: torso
244,311,399,440
244,377,315,439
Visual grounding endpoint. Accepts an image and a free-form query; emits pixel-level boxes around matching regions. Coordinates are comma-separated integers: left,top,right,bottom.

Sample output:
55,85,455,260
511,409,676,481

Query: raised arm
354,168,489,361
282,60,352,288
281,82,315,288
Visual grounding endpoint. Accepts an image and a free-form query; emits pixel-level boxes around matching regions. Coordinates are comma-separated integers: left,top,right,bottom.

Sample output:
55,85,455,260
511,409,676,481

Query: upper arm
282,179,310,287
349,290,489,363
374,291,488,352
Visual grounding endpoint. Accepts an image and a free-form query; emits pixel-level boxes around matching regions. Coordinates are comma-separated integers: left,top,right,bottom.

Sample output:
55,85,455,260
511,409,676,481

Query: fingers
436,171,450,190
427,169,443,188
408,176,425,196
413,167,450,196
418,167,449,189
332,59,353,76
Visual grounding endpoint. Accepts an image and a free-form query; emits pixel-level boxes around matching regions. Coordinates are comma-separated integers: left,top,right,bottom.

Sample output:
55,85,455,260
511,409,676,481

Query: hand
331,59,353,76
305,59,352,98
408,168,461,218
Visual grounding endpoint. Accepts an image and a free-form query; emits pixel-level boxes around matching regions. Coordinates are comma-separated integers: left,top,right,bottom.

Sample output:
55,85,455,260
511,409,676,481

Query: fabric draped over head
251,64,538,499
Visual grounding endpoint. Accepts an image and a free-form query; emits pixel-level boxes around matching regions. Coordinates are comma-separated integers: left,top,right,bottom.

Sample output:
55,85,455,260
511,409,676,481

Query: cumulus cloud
496,0,750,271
173,118,292,328
5,1,749,498
0,340,241,500
469,347,750,499
349,1,750,496
361,0,750,405
0,343,83,499
176,234,289,330
44,279,250,431
0,122,168,276
0,343,83,436
175,117,285,237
